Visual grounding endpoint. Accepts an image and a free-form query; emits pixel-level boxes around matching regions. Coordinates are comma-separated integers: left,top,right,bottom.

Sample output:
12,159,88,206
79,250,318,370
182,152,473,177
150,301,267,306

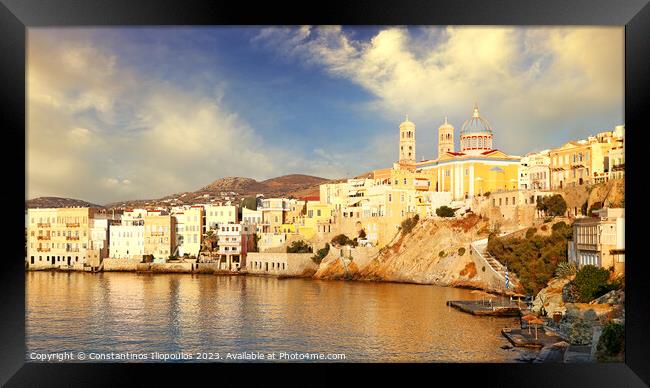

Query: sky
27,26,624,204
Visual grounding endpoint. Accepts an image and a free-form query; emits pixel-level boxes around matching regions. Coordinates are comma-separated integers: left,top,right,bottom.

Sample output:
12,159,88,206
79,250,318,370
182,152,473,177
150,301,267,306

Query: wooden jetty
446,300,522,317
501,327,565,348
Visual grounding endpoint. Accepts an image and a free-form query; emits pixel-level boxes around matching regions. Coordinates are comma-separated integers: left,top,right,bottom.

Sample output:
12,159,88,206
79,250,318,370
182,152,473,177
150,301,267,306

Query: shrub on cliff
570,265,614,302
555,261,578,278
596,321,625,362
400,214,419,235
436,206,455,217
537,194,567,217
331,234,353,246
458,247,466,256
525,227,537,239
487,224,573,295
287,240,312,253
311,243,330,264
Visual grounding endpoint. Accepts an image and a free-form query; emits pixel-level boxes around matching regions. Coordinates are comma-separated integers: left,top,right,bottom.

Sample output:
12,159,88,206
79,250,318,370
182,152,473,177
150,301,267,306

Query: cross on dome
472,102,480,118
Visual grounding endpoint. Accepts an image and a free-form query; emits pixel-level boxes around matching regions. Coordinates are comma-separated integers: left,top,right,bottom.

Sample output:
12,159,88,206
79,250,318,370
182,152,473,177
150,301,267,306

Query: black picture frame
1,0,648,386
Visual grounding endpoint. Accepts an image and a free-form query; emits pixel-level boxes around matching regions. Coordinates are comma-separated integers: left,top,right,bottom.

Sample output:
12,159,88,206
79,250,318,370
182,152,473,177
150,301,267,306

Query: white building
172,205,204,257
568,208,625,275
216,223,255,270
608,144,625,181
89,218,111,259
519,150,550,190
203,204,238,232
241,207,263,224
109,225,145,259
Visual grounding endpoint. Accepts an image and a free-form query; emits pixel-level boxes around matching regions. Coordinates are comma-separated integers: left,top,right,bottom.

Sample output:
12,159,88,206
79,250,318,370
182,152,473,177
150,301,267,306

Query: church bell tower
399,115,416,164
438,116,455,159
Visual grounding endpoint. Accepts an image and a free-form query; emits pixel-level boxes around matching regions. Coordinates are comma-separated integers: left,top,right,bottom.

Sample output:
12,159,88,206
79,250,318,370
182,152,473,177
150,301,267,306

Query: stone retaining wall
246,252,317,276
103,258,142,272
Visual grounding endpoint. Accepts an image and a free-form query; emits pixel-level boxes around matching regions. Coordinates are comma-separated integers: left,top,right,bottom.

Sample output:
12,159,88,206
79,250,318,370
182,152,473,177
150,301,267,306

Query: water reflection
26,272,522,362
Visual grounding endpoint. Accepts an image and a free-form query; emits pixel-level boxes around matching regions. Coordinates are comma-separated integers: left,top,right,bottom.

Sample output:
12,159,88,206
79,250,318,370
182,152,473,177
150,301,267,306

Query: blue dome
460,104,493,135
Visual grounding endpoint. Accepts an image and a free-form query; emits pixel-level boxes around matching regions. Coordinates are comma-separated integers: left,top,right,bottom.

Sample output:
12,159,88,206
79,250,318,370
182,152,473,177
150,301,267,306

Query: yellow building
26,207,96,268
549,130,622,189
296,201,334,240
260,198,293,233
144,212,176,262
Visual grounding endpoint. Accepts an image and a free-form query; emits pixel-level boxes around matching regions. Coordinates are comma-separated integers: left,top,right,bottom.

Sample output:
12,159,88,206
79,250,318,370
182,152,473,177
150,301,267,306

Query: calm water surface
26,271,528,362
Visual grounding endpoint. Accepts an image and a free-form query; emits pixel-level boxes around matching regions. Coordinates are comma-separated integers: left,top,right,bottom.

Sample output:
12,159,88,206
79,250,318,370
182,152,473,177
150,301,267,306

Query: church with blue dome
394,103,522,200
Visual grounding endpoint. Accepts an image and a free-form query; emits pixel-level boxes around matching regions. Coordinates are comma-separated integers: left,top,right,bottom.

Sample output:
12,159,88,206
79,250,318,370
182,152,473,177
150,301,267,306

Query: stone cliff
313,215,497,290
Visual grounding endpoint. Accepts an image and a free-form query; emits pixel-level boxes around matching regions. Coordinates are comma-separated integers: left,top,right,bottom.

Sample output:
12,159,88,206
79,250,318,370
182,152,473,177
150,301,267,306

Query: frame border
1,0,648,386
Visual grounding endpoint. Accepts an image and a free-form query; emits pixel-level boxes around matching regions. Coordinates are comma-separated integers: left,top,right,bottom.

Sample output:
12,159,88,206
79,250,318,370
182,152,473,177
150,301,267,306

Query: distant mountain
196,174,330,198
197,176,263,194
26,197,103,209
101,174,338,209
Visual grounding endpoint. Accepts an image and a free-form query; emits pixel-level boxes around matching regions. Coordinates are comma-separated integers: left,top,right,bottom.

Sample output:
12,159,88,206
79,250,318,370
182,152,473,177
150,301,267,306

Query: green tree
240,197,257,210
571,265,612,302
286,240,312,253
596,321,625,361
544,194,568,216
331,234,352,246
312,243,330,264
436,206,455,217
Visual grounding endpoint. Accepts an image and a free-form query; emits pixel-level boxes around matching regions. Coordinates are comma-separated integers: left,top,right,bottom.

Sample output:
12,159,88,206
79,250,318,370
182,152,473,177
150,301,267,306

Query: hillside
195,174,330,199
313,215,502,292
102,174,336,209
559,178,624,215
26,197,103,209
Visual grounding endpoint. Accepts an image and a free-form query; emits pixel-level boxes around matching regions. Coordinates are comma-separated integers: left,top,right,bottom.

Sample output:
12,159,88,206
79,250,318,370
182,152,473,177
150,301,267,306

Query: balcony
150,232,165,236
37,248,51,252
67,248,80,252
37,223,50,228
66,223,80,228
66,236,80,241
37,235,51,240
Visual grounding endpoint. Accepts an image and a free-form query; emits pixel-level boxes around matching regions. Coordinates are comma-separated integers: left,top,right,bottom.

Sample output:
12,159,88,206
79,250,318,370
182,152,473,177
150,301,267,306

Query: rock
590,289,624,305
501,344,513,350
532,277,571,316
534,341,570,363
560,318,594,345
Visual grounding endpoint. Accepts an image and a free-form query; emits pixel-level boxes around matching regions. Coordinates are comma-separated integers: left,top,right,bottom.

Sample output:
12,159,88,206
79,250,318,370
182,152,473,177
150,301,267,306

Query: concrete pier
447,300,522,317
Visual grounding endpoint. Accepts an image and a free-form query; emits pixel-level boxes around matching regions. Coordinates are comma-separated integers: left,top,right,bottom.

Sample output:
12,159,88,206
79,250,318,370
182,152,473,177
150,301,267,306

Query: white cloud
27,30,347,204
253,26,624,156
